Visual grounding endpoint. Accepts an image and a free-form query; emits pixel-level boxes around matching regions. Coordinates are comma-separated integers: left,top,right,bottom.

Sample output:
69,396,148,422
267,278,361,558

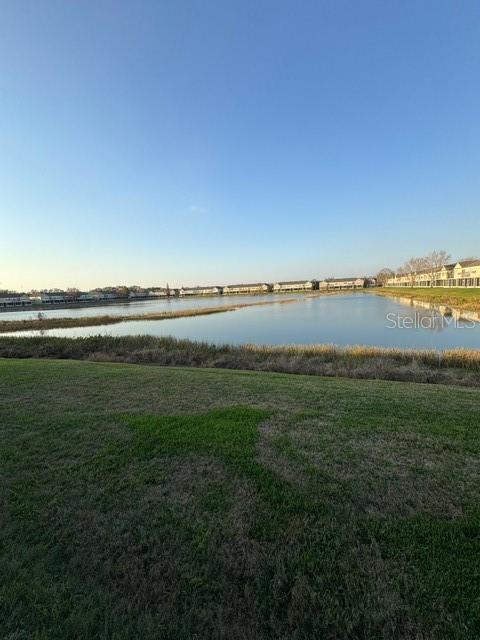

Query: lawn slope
1,359,479,639
376,287,480,313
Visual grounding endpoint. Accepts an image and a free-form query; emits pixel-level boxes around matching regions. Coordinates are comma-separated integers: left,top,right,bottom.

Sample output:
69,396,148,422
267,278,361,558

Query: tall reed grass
1,335,479,387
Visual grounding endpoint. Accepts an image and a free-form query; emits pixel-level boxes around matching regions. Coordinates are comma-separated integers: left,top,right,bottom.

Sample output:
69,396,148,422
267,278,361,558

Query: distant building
0,293,32,308
179,286,223,296
385,260,480,288
26,291,93,305
223,283,272,295
89,291,119,300
319,278,366,290
29,292,67,304
273,280,316,292
128,289,148,299
147,288,171,298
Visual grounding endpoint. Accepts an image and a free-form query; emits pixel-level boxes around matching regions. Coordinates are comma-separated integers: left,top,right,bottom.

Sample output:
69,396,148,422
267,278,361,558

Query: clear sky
1,0,479,291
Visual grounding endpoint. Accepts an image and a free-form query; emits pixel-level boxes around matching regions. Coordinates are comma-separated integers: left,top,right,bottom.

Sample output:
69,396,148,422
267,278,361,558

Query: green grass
1,359,480,639
376,287,480,313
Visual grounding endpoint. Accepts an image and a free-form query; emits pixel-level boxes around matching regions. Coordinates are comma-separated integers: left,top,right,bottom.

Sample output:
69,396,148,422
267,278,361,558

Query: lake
5,293,480,350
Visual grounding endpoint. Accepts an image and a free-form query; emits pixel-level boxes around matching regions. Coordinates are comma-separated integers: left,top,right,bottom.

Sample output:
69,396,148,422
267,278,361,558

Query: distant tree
424,250,451,287
116,286,130,298
166,283,171,297
401,257,428,287
66,287,80,301
376,268,395,286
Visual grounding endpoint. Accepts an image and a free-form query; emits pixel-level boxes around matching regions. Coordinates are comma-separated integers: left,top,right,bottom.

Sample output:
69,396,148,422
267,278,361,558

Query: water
0,293,277,321
5,293,480,349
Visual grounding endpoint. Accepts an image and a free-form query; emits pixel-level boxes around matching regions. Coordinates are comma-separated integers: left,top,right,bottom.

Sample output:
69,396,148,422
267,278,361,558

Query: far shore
0,288,354,315
0,296,175,314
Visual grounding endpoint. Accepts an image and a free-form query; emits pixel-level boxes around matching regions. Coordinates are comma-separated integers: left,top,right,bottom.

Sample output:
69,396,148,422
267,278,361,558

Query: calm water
0,293,280,321
6,293,480,350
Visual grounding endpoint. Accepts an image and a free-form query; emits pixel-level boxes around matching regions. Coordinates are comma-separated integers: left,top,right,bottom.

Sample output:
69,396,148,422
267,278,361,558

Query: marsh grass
1,335,479,387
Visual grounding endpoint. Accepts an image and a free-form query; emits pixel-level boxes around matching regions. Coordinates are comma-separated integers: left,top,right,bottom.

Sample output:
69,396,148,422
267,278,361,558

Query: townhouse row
177,278,369,296
385,259,480,288
0,288,172,308
0,278,373,309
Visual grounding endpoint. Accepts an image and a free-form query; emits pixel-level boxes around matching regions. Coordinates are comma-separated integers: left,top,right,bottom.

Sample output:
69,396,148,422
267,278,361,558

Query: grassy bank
1,358,479,639
0,298,297,333
375,287,480,313
1,335,479,387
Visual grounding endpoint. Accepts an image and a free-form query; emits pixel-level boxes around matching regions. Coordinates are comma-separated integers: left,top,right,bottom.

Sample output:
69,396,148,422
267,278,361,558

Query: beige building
179,286,223,296
223,283,272,295
386,259,480,288
273,280,316,292
319,278,365,290
145,288,178,297
146,288,171,298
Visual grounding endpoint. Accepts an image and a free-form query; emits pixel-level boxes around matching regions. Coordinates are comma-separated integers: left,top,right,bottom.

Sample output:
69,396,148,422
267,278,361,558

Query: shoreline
372,287,480,322
0,288,362,315
0,297,300,334
1,335,479,387
0,296,172,314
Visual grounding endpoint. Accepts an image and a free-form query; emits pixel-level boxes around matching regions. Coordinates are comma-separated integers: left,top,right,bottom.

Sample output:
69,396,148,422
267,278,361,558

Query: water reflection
5,294,480,350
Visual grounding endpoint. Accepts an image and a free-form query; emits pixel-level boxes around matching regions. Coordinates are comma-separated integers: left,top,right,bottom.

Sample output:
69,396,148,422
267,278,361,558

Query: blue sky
1,0,479,290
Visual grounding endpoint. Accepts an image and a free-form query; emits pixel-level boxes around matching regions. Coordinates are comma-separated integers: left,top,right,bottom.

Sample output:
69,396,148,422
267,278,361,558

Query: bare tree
116,286,130,299
376,268,395,286
402,257,428,287
66,287,80,302
424,250,451,287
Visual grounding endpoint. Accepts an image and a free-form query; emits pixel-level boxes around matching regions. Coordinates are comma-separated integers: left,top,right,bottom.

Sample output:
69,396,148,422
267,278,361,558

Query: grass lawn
376,287,480,313
1,359,479,639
